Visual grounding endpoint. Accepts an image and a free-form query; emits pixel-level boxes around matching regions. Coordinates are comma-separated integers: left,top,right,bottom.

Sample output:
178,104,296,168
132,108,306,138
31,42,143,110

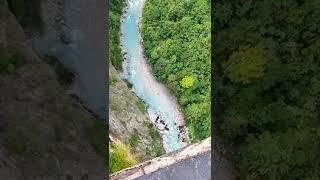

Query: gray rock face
32,0,107,119
109,64,163,159
0,5,106,179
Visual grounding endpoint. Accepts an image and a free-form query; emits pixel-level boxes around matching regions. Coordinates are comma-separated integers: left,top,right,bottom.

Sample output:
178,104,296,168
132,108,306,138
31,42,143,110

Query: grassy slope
109,142,138,174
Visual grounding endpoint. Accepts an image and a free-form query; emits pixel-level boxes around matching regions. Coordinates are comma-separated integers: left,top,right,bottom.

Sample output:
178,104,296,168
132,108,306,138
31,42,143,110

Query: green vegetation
180,75,194,88
109,75,118,85
136,99,147,113
144,122,165,156
142,0,211,142
109,0,125,70
128,128,140,147
214,0,320,179
109,143,138,174
110,103,121,112
0,47,24,73
223,47,267,84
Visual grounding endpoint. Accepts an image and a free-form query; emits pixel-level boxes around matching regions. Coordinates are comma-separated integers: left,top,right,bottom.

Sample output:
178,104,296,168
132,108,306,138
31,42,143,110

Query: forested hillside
142,0,211,142
109,0,124,70
214,0,320,179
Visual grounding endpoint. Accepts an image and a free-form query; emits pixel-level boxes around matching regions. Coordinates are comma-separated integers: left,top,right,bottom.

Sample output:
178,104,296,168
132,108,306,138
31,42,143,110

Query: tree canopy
109,0,125,70
214,0,320,179
142,0,211,142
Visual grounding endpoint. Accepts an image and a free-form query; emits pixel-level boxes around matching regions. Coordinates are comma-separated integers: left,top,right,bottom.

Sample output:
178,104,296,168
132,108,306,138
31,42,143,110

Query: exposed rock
31,0,107,119
109,64,163,160
0,5,106,179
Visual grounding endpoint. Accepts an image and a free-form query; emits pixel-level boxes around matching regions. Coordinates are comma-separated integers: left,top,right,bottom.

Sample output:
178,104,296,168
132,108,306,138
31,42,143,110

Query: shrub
109,143,138,174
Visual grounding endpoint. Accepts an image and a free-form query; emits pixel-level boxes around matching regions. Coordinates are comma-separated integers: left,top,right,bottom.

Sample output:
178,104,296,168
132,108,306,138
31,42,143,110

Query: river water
120,0,188,153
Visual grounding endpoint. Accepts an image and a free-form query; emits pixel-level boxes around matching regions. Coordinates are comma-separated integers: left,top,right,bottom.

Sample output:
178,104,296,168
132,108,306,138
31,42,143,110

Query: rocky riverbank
109,63,164,160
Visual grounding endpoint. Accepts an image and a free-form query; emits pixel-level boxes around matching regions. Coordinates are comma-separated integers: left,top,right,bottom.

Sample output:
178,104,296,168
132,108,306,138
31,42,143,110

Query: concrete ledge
110,137,211,180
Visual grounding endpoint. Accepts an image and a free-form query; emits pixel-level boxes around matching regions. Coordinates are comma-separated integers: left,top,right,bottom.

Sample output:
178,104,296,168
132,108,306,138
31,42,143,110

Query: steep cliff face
0,5,106,179
109,64,164,160
31,0,107,119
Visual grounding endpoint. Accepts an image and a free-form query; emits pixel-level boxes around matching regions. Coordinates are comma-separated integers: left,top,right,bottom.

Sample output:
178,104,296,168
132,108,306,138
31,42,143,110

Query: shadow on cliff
0,3,107,179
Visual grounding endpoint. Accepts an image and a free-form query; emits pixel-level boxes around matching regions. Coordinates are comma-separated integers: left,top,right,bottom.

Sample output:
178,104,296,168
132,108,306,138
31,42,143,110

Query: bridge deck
136,151,211,180
110,137,211,180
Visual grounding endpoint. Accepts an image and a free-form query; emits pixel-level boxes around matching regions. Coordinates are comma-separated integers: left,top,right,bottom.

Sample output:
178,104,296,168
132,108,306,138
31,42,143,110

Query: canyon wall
32,0,107,119
109,63,164,160
0,3,106,179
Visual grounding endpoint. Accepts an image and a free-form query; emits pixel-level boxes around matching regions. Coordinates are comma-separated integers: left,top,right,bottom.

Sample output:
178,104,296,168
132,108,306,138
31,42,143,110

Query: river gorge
120,0,189,153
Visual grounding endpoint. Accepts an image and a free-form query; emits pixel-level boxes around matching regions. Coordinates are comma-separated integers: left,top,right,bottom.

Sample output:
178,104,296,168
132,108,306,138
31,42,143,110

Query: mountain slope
109,63,164,160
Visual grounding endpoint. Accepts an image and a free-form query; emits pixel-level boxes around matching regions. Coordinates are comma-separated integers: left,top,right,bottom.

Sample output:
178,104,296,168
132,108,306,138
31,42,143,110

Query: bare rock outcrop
109,64,164,160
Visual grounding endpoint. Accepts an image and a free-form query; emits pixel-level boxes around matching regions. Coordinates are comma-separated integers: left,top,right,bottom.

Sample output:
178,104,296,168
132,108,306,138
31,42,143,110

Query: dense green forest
142,0,211,142
109,0,125,70
214,0,320,179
